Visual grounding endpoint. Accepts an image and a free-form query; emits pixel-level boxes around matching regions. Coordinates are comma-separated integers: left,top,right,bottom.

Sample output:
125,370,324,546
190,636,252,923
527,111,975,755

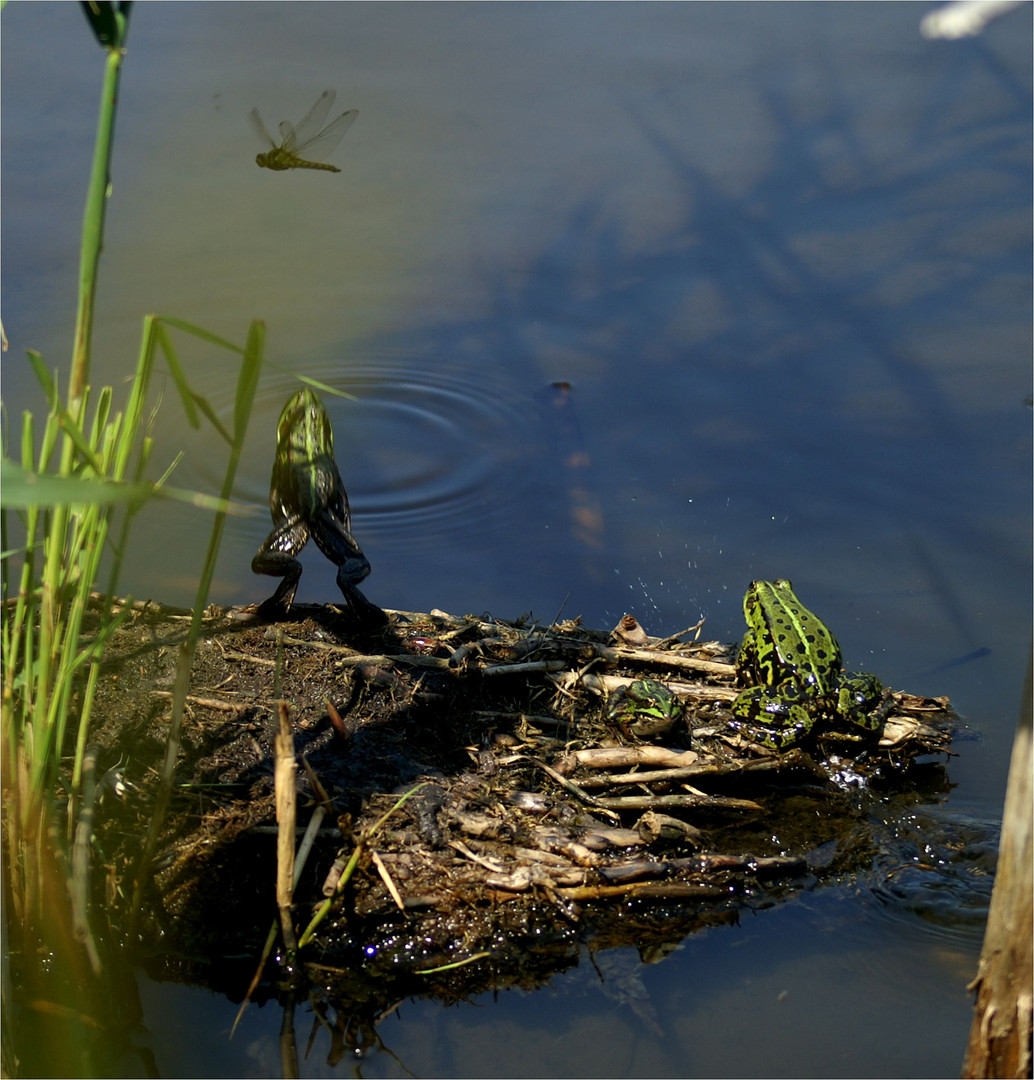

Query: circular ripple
243,355,544,546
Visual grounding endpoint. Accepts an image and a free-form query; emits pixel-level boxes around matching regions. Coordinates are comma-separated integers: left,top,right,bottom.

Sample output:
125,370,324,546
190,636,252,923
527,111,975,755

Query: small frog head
835,672,887,729
607,679,685,738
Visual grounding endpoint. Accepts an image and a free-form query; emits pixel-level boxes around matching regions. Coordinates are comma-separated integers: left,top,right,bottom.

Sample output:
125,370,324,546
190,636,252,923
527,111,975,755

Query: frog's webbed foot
338,580,389,627
730,717,812,752
252,565,302,621
255,591,295,622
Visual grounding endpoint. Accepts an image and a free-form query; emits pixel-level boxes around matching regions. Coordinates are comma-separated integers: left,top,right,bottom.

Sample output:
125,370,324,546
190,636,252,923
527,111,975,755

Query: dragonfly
250,89,358,173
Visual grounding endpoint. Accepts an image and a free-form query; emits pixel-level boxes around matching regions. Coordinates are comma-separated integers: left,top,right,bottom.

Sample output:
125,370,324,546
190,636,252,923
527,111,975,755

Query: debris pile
85,598,956,998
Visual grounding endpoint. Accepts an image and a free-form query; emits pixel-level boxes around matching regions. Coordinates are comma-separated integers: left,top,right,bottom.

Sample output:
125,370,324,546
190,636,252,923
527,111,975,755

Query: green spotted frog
252,388,383,623
607,679,685,739
731,579,887,750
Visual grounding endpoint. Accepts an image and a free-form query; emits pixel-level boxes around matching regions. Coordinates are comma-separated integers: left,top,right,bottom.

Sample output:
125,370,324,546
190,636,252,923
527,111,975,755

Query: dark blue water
2,3,1030,1075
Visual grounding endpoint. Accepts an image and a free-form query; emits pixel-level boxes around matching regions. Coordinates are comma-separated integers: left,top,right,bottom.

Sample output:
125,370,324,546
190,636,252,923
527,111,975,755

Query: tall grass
1,5,265,1069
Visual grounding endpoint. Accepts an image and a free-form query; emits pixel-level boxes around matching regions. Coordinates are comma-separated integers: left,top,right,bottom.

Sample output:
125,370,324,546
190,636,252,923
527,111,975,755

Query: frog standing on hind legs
252,388,386,626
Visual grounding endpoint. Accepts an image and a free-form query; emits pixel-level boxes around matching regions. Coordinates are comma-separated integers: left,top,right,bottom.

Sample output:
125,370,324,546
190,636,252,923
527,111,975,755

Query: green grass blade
154,314,246,354
154,323,201,429
188,395,234,447
234,321,265,443
111,315,158,481
293,373,357,401
0,463,155,509
70,43,125,402
26,352,58,411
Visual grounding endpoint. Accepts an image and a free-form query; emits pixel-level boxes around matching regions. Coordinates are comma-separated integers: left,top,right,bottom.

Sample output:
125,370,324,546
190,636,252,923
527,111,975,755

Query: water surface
2,3,1030,1076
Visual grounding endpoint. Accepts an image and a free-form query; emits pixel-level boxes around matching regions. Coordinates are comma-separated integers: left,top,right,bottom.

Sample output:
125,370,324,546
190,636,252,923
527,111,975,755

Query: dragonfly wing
279,119,298,151
294,109,359,162
249,107,277,148
289,89,336,147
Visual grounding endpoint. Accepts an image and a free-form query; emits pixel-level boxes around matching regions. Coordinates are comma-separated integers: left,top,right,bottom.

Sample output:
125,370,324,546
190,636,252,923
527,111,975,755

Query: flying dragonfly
250,90,358,173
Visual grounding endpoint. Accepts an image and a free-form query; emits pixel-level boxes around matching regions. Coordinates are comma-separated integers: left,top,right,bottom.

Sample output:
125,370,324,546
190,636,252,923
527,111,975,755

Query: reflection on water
134,872,984,1079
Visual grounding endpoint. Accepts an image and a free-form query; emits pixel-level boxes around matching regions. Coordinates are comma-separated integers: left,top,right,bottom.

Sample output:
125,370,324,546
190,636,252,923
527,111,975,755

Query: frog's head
744,578,796,610
607,679,684,723
276,388,334,462
837,672,885,714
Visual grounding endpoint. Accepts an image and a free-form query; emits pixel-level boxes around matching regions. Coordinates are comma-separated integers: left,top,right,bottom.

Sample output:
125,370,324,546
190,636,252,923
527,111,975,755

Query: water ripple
861,808,998,951
246,355,545,547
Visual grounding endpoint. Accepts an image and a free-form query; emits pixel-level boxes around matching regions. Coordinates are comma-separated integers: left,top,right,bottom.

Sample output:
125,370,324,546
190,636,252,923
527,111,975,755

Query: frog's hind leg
311,515,386,626
311,513,371,586
252,517,309,619
730,686,815,751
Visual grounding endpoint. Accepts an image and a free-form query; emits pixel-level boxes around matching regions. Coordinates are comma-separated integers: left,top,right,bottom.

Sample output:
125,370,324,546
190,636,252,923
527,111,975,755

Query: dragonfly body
251,90,357,173
255,148,341,173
